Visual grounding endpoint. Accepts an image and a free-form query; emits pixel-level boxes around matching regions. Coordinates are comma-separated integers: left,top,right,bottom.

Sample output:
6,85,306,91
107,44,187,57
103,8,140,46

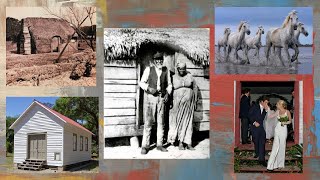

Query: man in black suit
239,88,251,144
249,96,269,167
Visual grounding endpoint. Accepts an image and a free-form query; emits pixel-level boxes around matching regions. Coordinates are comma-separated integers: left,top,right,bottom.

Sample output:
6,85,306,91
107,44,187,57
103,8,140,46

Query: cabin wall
13,105,64,166
63,125,92,166
174,52,210,131
104,60,139,138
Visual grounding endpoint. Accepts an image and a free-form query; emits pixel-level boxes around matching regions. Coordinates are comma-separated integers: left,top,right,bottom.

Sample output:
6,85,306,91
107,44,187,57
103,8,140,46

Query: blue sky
6,97,59,117
215,7,313,45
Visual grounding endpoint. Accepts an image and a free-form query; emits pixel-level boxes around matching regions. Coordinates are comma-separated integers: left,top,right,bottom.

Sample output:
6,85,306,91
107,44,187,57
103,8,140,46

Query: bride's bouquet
278,116,289,126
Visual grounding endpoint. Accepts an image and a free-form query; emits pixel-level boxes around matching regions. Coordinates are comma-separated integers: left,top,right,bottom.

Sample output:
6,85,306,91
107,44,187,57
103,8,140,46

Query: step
238,165,301,173
238,155,298,161
25,159,46,163
18,166,41,171
236,141,295,151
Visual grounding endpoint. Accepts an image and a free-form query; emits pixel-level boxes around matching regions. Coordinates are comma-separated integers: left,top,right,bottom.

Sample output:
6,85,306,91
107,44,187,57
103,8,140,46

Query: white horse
272,22,309,64
218,27,231,58
265,10,299,67
243,26,264,62
225,21,251,63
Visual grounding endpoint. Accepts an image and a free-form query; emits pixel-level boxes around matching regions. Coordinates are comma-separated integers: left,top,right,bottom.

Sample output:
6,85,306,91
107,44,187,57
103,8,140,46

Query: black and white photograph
215,7,312,74
104,28,210,159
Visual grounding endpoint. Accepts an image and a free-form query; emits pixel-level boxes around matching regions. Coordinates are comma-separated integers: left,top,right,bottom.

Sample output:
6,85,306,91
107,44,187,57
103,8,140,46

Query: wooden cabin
104,28,210,142
9,100,93,170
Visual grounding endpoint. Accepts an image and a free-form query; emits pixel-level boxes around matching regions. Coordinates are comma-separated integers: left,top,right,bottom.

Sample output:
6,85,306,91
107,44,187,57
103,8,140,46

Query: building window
80,136,83,151
73,134,77,151
85,137,88,151
54,152,61,161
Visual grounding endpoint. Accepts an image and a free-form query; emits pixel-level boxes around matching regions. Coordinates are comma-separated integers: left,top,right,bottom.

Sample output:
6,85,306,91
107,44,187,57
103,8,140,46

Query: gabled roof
10,100,94,135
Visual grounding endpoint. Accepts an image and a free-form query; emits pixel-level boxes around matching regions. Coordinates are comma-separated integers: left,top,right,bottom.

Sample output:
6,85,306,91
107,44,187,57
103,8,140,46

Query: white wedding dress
264,110,277,139
267,111,289,170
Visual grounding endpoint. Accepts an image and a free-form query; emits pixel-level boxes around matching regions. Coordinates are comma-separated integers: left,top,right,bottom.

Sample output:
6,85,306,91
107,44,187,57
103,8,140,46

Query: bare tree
43,7,96,63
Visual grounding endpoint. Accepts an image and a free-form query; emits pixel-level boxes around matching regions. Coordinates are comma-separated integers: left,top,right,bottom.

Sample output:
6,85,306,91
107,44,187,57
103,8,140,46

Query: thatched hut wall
19,18,76,54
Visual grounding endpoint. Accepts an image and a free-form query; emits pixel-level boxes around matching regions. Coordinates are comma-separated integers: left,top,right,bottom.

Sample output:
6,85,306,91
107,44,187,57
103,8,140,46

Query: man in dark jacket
139,52,172,155
239,88,251,144
249,96,269,167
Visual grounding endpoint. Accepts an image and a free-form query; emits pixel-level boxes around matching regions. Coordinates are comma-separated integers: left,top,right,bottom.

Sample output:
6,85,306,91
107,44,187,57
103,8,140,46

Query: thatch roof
104,28,210,66
23,17,75,40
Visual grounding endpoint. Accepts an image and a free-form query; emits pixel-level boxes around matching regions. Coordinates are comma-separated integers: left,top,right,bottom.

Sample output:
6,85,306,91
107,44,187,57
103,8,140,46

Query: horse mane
282,10,297,28
224,28,230,34
238,21,247,32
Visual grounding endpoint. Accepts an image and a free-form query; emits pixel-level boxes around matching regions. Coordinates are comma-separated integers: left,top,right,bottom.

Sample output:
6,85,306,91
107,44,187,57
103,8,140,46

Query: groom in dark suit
249,96,269,167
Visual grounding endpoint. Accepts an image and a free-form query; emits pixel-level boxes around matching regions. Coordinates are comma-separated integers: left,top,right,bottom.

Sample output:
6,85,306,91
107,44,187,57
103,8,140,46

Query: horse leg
291,44,300,64
265,44,271,66
225,45,231,62
256,47,260,60
245,47,250,64
277,47,286,66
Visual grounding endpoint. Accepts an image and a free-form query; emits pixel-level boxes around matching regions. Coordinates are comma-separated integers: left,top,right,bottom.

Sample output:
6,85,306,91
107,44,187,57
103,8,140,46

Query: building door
51,36,61,52
28,134,47,160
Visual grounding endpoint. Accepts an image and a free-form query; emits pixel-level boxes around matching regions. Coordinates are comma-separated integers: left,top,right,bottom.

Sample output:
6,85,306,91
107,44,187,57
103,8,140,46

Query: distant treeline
6,17,21,42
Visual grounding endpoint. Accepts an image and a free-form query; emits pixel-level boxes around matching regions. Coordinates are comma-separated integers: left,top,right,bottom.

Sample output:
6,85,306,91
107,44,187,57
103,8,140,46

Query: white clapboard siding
104,97,136,109
194,77,209,90
13,106,64,166
104,84,137,93
194,121,209,131
198,90,209,99
63,125,92,166
194,111,210,123
104,108,136,117
104,92,137,98
104,116,136,125
104,67,137,80
197,99,210,111
105,124,143,138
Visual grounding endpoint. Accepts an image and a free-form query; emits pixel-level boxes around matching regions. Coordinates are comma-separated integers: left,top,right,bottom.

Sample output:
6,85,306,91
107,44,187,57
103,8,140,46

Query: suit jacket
239,95,250,118
248,104,267,130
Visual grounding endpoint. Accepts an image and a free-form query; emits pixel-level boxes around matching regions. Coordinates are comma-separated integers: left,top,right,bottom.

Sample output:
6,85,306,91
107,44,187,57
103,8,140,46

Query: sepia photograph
6,97,99,172
234,81,303,173
215,7,312,74
6,7,96,86
104,28,210,159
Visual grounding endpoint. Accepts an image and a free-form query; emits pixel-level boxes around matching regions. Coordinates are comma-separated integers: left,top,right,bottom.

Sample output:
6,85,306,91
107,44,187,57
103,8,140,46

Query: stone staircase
17,159,46,171
235,141,302,173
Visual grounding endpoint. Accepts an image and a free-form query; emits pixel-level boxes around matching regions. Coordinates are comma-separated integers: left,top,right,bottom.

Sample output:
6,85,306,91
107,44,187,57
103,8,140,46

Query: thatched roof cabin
18,17,77,54
104,28,210,139
104,28,210,66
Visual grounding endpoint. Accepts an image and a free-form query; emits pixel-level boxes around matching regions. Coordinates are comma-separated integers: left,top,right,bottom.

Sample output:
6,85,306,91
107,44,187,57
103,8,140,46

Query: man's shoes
259,161,267,167
186,144,195,151
157,146,168,152
141,147,148,155
179,142,185,150
254,154,258,158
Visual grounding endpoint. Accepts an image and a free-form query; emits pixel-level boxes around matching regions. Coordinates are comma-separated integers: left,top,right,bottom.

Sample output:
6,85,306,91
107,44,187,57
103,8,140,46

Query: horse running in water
225,21,251,63
217,27,231,59
272,22,309,64
265,10,299,67
242,26,264,64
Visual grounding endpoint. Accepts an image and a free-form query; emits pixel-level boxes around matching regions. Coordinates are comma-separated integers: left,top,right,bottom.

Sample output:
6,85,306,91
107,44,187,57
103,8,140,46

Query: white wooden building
9,100,93,170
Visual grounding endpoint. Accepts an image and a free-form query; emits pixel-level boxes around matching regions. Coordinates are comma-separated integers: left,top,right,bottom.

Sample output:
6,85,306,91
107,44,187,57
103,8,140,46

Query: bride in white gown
267,100,292,170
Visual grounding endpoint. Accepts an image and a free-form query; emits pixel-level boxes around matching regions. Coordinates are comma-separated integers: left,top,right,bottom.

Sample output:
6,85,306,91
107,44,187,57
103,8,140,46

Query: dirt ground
104,138,210,159
6,42,96,86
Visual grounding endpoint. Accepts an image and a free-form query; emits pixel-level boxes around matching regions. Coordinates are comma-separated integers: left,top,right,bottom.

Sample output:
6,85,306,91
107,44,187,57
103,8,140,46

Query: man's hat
153,52,163,59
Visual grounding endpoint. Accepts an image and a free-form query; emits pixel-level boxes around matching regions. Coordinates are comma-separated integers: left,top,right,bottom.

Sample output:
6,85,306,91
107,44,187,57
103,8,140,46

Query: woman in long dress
168,62,197,150
267,100,292,170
